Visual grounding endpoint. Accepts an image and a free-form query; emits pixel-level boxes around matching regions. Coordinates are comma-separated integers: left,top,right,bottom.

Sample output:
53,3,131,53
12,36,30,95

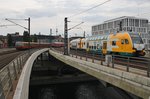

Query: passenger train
15,41,64,50
70,32,145,57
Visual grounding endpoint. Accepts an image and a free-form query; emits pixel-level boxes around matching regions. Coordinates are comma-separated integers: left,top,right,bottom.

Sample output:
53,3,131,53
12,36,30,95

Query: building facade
92,16,149,50
0,35,7,48
148,23,150,50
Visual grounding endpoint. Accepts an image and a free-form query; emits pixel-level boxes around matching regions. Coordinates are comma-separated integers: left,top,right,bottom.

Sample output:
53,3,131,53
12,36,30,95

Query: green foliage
33,34,37,42
23,31,30,42
7,34,13,47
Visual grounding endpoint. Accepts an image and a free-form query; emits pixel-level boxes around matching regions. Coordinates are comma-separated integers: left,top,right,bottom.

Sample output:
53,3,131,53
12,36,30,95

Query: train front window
130,34,143,44
125,39,129,44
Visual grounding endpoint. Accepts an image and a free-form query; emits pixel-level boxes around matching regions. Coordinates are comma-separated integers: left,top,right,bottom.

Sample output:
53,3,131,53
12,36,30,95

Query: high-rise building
92,16,149,50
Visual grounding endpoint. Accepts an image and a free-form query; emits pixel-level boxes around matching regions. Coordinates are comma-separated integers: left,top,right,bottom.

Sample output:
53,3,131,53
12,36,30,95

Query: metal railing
0,52,30,99
52,48,150,77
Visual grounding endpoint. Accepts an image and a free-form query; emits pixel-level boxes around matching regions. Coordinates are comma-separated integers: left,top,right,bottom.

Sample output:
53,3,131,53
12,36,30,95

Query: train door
102,41,107,54
86,42,89,51
94,41,96,51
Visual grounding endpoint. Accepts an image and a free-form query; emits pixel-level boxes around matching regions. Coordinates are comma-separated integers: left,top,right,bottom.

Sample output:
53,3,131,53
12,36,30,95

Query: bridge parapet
13,48,49,99
0,51,29,99
49,50,150,99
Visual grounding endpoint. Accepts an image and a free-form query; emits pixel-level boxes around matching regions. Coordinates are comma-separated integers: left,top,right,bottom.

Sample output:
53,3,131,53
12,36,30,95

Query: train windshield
130,34,143,44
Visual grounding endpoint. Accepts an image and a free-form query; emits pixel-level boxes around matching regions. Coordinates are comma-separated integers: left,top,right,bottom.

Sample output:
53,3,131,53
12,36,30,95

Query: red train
50,42,64,47
15,41,64,50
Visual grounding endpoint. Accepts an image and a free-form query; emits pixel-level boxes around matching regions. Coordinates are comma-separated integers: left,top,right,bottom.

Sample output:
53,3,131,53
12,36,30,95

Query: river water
29,81,129,99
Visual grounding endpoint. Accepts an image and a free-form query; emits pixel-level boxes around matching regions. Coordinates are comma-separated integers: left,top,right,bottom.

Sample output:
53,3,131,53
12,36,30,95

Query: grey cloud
34,0,84,16
130,0,150,3
81,15,108,23
59,0,82,14
0,9,21,18
112,7,138,14
34,0,53,6
24,8,57,18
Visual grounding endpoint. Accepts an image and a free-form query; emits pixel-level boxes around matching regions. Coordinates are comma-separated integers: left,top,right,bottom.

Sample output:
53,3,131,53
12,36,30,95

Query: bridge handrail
52,48,150,77
13,48,49,99
0,51,29,99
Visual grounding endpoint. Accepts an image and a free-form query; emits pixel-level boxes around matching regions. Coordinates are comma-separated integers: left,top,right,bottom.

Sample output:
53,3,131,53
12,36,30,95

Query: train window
130,34,143,44
97,44,99,49
125,39,129,44
121,39,124,44
112,41,116,46
87,42,89,48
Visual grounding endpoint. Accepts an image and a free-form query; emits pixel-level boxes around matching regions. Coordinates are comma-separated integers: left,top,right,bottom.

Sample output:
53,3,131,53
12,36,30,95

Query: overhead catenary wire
68,0,111,18
5,18,28,30
68,22,84,30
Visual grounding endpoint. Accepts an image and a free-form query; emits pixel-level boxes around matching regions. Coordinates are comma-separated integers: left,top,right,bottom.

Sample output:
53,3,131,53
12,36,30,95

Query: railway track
52,48,150,71
0,50,27,69
0,49,17,56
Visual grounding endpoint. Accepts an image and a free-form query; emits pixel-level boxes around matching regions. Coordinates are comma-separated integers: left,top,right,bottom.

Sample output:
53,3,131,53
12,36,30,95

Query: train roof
86,32,136,41
87,35,109,41
70,38,81,42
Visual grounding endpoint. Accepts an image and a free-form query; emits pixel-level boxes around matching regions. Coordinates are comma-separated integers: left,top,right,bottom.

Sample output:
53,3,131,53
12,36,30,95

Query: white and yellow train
70,32,145,56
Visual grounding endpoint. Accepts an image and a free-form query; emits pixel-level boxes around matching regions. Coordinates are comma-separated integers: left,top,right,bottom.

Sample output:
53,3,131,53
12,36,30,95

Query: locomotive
70,32,145,57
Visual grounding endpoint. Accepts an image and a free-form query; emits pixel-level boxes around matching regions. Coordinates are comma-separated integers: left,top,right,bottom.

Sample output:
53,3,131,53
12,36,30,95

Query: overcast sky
0,0,150,37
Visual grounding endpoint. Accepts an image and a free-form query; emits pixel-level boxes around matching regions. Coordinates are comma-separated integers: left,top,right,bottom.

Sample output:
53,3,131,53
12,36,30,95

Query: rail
0,51,30,99
52,48,150,77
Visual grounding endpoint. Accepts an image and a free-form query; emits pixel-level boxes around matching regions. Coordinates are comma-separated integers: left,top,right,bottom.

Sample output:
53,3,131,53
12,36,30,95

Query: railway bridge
0,48,150,99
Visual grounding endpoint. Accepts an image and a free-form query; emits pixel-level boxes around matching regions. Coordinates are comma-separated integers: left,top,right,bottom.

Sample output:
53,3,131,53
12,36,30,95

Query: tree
23,31,30,42
33,34,37,42
7,34,13,47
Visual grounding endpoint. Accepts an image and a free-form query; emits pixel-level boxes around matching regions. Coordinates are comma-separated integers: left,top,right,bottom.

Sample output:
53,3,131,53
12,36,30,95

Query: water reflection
40,88,56,99
29,81,131,99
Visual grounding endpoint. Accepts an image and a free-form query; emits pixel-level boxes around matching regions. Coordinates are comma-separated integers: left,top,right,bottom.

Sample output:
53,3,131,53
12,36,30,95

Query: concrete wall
13,48,49,99
49,50,150,99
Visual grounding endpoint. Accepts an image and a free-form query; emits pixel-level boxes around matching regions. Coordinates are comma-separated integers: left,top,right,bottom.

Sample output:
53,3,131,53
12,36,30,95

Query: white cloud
0,0,150,36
